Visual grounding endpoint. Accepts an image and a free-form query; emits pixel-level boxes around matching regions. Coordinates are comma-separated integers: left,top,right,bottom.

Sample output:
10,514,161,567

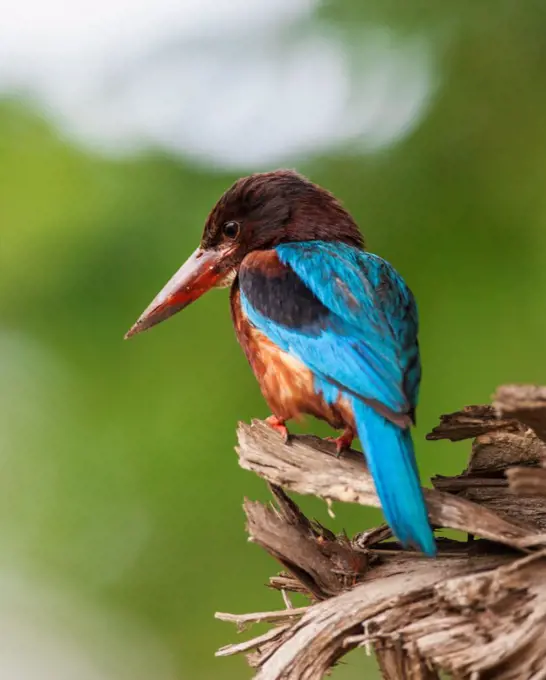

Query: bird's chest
230,288,313,417
230,286,351,429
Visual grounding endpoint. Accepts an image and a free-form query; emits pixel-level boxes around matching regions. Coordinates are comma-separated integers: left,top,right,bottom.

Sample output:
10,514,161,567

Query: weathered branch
426,404,523,442
217,384,546,679
236,420,539,549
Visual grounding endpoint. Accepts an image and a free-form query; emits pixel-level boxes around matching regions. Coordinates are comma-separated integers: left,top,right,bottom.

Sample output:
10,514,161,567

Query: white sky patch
0,0,434,168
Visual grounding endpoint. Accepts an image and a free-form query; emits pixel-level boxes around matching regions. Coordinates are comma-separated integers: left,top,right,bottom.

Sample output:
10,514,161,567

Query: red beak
125,247,228,338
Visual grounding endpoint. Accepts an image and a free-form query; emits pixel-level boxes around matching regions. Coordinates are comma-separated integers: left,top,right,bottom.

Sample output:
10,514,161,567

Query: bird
125,170,436,556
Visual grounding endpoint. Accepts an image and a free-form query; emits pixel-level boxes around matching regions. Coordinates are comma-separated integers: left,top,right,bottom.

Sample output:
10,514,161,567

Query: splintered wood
216,384,546,679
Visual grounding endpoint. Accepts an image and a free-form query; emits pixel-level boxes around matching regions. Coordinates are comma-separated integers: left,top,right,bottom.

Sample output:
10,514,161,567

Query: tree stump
216,385,546,679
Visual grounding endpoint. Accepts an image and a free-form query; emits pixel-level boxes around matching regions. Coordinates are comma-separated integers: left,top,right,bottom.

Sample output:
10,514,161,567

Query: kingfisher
126,170,436,556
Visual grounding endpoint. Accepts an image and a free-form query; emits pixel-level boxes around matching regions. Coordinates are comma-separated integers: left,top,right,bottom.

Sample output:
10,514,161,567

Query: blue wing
238,241,420,423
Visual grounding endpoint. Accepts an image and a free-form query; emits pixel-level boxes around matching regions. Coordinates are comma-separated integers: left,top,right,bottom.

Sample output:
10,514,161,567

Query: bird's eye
222,221,240,239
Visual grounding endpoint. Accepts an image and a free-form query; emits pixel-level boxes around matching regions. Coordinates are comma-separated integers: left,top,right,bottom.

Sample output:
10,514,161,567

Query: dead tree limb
236,420,537,548
216,384,546,679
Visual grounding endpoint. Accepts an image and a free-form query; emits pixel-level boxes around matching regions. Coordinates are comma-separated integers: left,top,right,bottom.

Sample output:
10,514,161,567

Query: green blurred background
2,1,546,678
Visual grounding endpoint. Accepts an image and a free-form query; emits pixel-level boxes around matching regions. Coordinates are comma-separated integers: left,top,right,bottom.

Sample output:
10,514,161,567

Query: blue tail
353,399,436,556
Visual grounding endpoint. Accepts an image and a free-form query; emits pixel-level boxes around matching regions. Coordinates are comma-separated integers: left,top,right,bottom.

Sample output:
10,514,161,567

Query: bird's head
125,169,363,338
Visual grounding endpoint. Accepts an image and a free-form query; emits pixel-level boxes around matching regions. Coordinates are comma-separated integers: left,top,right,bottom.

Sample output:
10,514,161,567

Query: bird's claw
265,415,290,444
326,428,355,457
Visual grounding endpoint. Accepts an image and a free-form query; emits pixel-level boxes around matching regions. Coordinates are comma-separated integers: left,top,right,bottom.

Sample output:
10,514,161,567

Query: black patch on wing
239,262,330,330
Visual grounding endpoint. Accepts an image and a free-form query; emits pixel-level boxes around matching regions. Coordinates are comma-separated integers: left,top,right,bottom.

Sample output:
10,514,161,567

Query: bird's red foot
327,427,355,457
265,415,290,444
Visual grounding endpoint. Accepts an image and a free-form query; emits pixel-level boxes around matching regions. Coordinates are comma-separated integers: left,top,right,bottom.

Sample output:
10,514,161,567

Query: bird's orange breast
230,285,354,430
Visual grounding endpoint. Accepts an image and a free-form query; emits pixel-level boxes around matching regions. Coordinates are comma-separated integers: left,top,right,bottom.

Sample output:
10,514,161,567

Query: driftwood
216,384,546,679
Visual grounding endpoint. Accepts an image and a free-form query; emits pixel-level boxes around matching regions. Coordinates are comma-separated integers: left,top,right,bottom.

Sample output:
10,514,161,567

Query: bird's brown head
125,170,363,338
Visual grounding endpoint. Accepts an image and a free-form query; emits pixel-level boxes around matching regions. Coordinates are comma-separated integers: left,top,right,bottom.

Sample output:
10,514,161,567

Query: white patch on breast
215,268,237,288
